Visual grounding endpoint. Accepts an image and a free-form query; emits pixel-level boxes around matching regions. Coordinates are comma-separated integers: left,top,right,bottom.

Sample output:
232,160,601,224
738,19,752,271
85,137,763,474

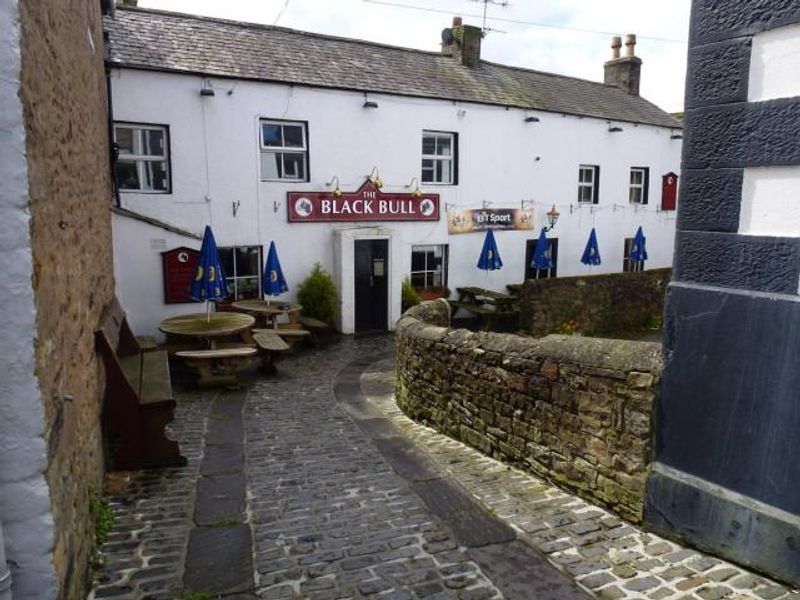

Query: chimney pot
453,16,463,27
611,36,622,59
625,33,637,57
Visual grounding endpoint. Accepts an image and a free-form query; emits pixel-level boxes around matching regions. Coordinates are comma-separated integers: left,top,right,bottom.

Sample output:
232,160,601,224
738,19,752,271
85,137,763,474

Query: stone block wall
3,0,116,598
517,268,671,337
396,300,662,523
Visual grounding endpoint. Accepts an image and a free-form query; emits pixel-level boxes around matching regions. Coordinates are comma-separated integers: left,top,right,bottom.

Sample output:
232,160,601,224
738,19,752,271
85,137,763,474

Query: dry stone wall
396,300,662,523
517,268,671,337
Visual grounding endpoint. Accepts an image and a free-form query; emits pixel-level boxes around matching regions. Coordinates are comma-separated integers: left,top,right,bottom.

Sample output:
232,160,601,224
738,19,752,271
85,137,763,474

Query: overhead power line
361,0,687,44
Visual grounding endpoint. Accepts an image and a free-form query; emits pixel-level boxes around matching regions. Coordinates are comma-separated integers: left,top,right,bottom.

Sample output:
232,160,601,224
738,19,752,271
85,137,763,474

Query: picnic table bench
252,331,290,373
175,346,257,388
452,287,519,331
298,316,331,347
95,298,186,470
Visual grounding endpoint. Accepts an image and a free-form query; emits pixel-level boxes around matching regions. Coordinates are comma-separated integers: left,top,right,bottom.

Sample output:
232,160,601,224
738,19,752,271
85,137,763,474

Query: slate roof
105,7,681,129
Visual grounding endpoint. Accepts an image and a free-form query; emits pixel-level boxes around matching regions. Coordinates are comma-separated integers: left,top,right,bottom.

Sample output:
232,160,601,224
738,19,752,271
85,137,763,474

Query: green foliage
401,278,421,312
89,492,114,546
644,313,663,330
554,319,581,335
296,263,339,322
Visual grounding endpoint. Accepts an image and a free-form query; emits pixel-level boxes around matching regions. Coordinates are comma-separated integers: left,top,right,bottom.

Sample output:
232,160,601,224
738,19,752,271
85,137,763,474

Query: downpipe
0,522,11,600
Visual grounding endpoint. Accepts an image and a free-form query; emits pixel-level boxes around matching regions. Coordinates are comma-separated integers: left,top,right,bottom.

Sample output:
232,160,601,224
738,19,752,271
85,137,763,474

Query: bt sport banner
447,207,533,234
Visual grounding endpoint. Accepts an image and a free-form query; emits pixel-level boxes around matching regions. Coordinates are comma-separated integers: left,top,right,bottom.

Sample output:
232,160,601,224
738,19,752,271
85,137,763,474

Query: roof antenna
469,0,510,36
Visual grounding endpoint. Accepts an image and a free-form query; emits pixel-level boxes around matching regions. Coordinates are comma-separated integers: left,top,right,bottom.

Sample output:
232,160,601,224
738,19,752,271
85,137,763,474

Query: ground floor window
219,246,263,299
410,244,448,289
623,238,644,272
525,238,558,279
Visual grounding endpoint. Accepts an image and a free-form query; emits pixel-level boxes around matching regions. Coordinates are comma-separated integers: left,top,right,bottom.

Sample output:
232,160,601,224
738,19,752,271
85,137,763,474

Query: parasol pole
206,300,211,323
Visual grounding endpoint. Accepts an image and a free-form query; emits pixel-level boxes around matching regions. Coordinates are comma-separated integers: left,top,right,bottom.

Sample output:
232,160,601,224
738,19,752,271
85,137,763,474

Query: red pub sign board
162,246,200,303
287,180,440,223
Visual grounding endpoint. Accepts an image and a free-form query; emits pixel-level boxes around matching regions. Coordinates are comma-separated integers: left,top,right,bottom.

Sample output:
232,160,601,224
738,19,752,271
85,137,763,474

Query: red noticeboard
662,172,678,211
287,180,440,223
162,246,200,303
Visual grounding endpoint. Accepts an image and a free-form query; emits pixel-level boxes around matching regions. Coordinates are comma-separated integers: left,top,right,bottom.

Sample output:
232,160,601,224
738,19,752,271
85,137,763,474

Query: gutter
0,522,12,600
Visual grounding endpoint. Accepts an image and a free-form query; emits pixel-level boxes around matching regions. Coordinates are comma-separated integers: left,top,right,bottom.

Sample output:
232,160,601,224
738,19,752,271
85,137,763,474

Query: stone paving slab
360,355,800,600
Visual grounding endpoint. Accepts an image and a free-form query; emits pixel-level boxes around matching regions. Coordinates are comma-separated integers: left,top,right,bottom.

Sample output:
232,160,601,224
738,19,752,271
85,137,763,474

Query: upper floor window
629,167,649,204
577,165,599,203
260,120,308,181
114,123,170,192
422,131,457,184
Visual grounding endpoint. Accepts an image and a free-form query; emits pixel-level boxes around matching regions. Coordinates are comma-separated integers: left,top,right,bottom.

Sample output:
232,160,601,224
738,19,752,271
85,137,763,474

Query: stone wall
517,268,671,337
16,0,115,597
396,300,662,523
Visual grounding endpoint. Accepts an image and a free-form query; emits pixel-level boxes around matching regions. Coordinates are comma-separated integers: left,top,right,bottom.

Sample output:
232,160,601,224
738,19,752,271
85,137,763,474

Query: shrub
89,491,114,546
297,263,338,323
401,278,421,312
644,313,663,330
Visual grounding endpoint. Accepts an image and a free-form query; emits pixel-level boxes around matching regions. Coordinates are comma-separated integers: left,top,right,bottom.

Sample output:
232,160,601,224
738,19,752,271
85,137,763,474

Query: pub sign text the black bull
287,181,440,223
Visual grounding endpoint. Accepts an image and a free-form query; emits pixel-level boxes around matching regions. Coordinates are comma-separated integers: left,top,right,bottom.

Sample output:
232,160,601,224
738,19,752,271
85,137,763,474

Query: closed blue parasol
189,225,227,303
531,228,552,270
263,241,288,299
581,227,602,266
630,226,648,262
477,229,503,271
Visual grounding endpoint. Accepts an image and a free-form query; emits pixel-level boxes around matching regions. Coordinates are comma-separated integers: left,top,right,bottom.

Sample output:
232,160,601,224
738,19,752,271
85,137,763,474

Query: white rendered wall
748,23,800,102
110,68,681,334
739,167,800,237
0,1,58,598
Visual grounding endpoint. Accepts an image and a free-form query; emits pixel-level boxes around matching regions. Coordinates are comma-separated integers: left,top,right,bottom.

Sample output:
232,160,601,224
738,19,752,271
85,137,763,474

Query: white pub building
105,6,682,334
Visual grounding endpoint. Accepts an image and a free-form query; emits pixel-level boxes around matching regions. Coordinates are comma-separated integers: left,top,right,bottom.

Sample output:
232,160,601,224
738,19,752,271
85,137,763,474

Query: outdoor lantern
544,204,560,231
407,177,423,198
328,175,342,198
369,166,383,189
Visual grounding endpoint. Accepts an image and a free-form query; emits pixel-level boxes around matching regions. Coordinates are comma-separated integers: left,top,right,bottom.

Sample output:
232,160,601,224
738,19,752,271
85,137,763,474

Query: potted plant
401,278,421,312
418,286,450,301
296,263,339,325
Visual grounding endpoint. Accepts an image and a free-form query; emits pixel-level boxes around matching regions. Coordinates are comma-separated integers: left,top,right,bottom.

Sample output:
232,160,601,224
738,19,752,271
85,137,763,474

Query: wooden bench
298,316,330,347
175,347,257,388
449,300,519,332
253,331,290,373
95,298,186,470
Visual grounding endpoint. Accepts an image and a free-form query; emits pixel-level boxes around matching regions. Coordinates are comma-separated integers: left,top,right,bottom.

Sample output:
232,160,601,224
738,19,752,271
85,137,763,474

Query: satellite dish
441,28,454,44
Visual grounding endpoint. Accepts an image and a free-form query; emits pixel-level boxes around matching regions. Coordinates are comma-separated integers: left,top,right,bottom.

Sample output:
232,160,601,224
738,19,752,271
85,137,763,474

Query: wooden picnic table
452,287,519,331
159,312,255,349
231,300,302,329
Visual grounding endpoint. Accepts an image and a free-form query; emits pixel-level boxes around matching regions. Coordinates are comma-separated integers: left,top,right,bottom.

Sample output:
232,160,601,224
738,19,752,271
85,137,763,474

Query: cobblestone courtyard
91,336,797,600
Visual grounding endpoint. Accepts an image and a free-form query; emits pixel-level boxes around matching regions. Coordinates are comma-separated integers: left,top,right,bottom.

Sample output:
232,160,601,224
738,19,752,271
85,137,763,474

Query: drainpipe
0,522,12,600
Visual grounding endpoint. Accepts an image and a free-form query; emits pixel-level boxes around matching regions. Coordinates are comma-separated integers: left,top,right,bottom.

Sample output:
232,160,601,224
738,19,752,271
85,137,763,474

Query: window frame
421,130,458,185
577,164,600,204
113,121,172,194
259,119,310,182
218,245,264,301
410,244,449,290
623,237,645,273
629,167,650,204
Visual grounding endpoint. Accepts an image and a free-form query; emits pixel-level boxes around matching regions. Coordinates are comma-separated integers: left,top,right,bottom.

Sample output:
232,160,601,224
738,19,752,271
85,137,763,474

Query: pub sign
287,180,439,223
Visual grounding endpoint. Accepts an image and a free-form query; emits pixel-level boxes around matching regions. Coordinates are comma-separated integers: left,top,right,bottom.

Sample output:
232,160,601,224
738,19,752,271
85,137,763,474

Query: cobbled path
246,336,506,599
360,355,800,600
91,334,798,600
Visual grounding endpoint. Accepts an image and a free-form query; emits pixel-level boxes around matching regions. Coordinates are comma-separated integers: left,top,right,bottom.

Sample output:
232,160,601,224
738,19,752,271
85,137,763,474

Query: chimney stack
441,16,483,68
604,33,641,95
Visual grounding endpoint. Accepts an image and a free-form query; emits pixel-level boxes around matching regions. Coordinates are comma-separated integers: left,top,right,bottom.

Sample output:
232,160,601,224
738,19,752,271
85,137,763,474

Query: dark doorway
354,239,389,332
524,238,558,280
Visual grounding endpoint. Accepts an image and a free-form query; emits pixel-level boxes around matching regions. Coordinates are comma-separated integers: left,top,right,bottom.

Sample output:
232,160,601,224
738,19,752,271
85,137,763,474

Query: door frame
333,228,395,334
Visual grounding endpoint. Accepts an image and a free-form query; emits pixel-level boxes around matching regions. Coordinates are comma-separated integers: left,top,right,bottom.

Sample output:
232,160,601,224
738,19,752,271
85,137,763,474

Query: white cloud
136,0,690,112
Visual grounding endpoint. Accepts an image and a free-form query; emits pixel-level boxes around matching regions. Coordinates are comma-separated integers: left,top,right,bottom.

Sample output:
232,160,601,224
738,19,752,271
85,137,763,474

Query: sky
138,0,691,113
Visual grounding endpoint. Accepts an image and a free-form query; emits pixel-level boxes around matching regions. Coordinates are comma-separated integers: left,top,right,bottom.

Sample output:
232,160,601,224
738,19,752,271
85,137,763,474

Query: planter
418,288,449,301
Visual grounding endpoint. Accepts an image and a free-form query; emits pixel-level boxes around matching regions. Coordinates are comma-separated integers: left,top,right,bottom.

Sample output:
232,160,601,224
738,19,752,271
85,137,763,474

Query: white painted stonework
110,68,681,335
748,23,800,102
0,1,57,598
739,166,800,237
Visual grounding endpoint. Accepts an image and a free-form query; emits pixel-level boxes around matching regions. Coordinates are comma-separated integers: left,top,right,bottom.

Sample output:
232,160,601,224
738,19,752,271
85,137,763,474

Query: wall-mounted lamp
327,176,342,198
670,131,683,140
524,115,540,123
407,177,423,198
542,204,560,232
369,167,383,189
200,80,215,97
232,200,240,217
363,93,378,109
608,125,623,132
